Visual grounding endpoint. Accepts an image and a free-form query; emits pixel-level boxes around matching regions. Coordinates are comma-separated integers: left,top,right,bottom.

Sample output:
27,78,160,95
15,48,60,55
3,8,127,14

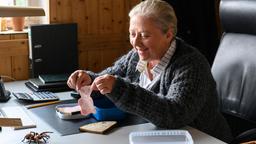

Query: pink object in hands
57,105,81,114
78,85,96,115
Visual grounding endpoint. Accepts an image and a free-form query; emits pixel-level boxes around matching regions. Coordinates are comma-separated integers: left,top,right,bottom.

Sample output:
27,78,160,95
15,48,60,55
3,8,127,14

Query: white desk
0,81,227,144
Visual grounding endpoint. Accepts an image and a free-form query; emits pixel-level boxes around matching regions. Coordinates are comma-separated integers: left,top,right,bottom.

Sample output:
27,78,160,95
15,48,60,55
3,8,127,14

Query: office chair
166,0,219,65
211,0,256,143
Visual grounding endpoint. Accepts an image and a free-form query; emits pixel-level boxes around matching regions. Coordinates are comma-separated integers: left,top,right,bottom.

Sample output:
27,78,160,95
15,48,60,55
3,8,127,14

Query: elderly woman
68,0,232,142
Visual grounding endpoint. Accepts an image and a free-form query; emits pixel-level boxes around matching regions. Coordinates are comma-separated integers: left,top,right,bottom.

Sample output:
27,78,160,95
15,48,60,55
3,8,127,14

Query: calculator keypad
13,92,59,101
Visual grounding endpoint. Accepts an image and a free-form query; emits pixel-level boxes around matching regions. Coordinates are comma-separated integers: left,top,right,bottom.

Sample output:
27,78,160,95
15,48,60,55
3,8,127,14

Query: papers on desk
129,130,194,144
0,106,36,130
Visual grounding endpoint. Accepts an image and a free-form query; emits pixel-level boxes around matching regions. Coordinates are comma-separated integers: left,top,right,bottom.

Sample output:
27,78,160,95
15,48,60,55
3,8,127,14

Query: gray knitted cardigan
87,38,232,142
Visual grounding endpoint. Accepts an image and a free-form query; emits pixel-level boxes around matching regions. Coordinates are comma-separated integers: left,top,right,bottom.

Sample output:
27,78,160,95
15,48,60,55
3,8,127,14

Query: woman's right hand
67,70,92,91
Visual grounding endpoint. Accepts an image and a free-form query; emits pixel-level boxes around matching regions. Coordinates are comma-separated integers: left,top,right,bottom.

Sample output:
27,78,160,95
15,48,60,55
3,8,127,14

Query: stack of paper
0,106,36,130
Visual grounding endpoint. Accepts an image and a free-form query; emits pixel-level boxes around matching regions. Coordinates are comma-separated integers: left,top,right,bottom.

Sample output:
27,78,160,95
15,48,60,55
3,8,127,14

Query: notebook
29,78,67,89
39,73,69,84
25,78,70,92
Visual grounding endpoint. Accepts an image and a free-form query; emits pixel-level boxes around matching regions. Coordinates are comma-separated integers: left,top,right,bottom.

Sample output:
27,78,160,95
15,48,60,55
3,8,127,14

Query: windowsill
0,29,28,35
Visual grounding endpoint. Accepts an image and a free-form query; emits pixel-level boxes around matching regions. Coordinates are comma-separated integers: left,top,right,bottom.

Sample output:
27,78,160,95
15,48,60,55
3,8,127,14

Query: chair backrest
211,0,256,137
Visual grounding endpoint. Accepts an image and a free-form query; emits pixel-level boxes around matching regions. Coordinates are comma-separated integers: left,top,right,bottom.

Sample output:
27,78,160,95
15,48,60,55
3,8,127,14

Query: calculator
13,91,59,102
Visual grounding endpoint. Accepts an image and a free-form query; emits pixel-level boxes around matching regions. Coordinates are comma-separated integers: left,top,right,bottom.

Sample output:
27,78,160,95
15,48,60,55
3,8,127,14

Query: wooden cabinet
0,34,29,81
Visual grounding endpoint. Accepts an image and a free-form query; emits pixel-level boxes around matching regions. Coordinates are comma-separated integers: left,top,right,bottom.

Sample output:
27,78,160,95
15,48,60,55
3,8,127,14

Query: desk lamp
0,6,45,31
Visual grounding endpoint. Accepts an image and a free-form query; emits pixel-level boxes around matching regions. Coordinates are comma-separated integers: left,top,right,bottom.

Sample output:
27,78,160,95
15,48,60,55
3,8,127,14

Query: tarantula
22,131,53,144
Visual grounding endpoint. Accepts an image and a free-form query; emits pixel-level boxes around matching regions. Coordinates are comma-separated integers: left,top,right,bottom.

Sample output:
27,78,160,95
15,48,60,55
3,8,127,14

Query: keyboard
13,91,59,102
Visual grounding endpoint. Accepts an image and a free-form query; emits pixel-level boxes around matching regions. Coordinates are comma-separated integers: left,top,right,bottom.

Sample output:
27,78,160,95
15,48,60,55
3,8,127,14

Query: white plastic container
55,103,89,120
129,130,194,144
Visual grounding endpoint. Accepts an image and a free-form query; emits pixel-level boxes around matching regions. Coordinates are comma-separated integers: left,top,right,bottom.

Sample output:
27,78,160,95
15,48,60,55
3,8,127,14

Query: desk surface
0,81,227,144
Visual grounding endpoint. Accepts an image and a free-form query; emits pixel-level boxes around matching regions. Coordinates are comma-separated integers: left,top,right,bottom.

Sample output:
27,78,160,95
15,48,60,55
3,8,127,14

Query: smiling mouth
137,47,148,53
138,48,148,54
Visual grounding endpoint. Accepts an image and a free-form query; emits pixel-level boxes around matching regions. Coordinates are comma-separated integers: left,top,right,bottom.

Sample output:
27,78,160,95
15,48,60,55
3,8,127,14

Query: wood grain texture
0,118,22,127
0,38,28,80
99,0,112,34
49,0,58,22
86,0,99,34
0,35,10,40
0,0,141,79
11,55,29,80
0,55,12,78
49,0,140,72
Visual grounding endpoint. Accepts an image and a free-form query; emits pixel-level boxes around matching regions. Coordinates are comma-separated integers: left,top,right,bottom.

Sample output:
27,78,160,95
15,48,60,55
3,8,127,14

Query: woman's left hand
91,74,116,94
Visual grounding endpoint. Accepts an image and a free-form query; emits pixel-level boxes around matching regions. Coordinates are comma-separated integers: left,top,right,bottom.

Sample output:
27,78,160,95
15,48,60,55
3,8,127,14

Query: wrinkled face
129,15,173,61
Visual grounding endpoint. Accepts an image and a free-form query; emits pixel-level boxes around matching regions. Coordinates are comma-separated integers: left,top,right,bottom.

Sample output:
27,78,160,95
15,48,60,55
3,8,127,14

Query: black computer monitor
28,23,78,78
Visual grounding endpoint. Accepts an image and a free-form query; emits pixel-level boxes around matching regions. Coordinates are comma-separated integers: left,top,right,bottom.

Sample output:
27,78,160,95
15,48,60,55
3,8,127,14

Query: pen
26,100,61,109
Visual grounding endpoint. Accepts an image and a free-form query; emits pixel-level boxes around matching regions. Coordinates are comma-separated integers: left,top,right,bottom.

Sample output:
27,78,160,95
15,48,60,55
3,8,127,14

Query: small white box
129,130,194,144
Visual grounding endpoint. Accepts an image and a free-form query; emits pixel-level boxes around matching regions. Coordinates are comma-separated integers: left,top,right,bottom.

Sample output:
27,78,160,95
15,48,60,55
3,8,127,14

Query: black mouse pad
29,99,146,136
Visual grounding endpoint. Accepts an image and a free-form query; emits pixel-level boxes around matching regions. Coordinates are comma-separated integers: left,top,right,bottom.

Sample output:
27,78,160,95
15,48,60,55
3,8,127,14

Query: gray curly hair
129,0,177,36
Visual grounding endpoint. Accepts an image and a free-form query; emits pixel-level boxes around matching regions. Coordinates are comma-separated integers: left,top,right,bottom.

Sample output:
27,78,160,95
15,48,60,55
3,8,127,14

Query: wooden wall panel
50,0,58,22
79,34,126,50
101,49,122,70
56,0,73,23
50,0,141,72
99,0,112,34
87,50,102,72
71,0,88,35
86,0,99,34
78,50,88,70
113,0,125,33
131,0,141,7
